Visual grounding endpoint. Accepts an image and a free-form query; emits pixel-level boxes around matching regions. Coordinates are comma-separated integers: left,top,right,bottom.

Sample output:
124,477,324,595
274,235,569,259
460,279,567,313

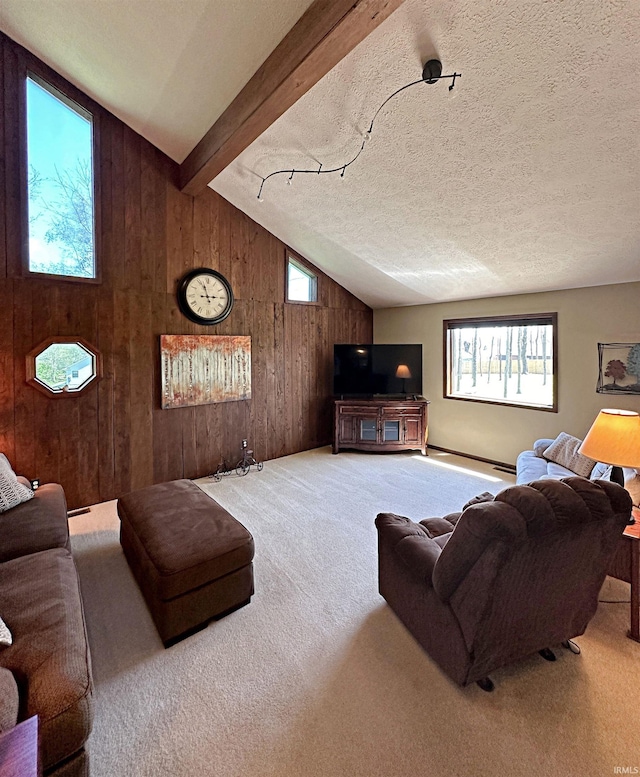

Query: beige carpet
70,447,640,777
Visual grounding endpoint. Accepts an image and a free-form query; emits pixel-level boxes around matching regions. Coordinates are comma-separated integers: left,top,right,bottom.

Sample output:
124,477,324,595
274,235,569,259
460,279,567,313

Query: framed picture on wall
596,342,640,395
160,335,251,409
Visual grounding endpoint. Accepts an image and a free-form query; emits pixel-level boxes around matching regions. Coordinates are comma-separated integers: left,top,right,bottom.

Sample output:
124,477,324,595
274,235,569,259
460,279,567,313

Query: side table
607,506,640,641
0,716,40,777
624,507,640,642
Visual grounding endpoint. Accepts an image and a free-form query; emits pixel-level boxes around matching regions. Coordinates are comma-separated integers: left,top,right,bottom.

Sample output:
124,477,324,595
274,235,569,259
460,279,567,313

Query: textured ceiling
2,0,638,308
212,0,640,308
0,0,315,163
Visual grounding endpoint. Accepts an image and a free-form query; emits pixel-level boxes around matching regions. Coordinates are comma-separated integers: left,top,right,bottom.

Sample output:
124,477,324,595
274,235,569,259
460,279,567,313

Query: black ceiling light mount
422,58,443,83
256,58,462,201
421,58,461,91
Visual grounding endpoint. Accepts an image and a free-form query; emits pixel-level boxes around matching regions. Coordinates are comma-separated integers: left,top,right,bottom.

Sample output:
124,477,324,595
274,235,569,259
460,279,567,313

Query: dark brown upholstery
0,549,93,772
49,751,89,777
118,479,255,644
0,484,69,563
376,478,632,686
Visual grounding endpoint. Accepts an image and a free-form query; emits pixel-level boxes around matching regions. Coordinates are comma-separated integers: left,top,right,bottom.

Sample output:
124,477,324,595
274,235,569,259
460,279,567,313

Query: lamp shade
578,409,640,468
395,364,412,379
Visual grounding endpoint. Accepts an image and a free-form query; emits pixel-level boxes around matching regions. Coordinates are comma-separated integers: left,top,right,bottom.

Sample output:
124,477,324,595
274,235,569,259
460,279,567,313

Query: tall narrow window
287,253,317,303
26,74,96,279
444,313,558,411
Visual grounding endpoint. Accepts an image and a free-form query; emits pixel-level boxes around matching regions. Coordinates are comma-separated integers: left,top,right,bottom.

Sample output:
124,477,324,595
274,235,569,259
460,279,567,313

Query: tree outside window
26,74,96,279
444,314,557,411
27,338,102,396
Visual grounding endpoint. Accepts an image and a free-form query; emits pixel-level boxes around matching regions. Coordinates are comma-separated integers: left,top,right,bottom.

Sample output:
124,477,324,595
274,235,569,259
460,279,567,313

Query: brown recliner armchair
376,478,631,690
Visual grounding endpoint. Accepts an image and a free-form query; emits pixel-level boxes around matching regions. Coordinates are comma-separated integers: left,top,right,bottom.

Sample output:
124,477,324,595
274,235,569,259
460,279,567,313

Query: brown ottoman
117,479,254,645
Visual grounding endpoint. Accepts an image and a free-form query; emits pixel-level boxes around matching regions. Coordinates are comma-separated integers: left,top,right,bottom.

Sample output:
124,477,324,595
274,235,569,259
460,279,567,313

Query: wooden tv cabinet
333,398,429,455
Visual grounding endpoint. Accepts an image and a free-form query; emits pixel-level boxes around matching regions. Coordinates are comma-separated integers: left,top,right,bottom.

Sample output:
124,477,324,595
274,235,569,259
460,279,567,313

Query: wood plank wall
0,33,372,508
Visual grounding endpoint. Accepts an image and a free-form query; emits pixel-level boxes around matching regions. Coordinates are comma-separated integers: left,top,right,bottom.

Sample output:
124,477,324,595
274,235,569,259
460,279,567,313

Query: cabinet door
358,417,379,442
382,419,401,442
403,417,422,445
338,415,357,445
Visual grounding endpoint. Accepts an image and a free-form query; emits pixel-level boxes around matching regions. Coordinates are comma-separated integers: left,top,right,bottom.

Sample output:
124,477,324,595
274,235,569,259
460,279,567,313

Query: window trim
26,336,103,398
443,312,558,413
285,249,319,305
20,62,101,284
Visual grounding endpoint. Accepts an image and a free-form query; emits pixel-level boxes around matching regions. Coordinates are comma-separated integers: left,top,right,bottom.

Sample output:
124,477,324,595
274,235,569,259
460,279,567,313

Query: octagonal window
27,337,102,396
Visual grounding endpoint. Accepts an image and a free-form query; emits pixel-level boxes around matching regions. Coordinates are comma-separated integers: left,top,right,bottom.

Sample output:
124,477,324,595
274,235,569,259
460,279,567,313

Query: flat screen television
333,344,422,397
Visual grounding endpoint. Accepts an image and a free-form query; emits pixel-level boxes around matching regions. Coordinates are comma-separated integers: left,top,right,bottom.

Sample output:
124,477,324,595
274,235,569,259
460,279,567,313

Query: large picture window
26,73,96,279
444,313,557,411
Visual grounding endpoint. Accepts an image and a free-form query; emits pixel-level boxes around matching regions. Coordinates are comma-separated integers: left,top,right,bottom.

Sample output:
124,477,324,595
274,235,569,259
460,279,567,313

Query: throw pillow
0,615,12,647
533,438,555,457
0,453,34,513
0,666,19,732
543,433,597,478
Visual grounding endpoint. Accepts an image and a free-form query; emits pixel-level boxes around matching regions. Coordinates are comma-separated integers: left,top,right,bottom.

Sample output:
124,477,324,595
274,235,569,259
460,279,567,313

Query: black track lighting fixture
256,59,461,201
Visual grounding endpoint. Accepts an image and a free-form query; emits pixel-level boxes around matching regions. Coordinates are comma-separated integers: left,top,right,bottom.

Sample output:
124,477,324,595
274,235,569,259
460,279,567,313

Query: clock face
178,269,234,324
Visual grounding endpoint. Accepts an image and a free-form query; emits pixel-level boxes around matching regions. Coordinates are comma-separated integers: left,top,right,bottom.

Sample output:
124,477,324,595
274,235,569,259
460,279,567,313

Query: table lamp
395,364,412,395
579,409,640,487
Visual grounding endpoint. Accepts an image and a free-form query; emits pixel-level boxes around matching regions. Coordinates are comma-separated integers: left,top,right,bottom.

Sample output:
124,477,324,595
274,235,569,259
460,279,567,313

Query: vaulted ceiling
2,0,639,308
0,0,316,163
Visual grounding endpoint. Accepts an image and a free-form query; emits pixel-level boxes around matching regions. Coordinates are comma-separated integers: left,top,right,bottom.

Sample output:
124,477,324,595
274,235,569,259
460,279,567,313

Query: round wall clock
177,268,234,325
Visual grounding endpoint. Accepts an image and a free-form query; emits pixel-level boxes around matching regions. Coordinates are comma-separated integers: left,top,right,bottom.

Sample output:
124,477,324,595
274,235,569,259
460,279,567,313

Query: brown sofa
0,480,93,776
376,478,632,689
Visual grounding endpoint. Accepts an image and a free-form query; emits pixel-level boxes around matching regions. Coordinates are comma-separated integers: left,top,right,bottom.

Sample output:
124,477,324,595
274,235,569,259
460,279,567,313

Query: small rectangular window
444,313,557,411
26,74,96,279
287,253,317,303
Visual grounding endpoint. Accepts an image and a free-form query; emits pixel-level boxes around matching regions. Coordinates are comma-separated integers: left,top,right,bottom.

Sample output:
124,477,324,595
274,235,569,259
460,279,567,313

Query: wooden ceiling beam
179,0,406,196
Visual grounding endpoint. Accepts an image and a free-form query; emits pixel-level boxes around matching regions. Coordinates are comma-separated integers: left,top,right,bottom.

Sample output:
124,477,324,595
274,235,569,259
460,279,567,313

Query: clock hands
180,268,233,324
198,279,225,304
